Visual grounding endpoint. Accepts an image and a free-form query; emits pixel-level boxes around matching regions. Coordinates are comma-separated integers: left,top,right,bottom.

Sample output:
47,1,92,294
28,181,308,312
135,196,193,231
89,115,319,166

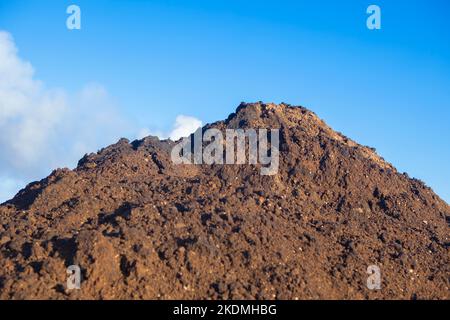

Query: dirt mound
0,102,448,299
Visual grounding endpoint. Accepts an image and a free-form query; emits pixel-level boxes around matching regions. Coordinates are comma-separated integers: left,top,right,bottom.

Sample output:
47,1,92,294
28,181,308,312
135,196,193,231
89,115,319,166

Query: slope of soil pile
0,102,448,299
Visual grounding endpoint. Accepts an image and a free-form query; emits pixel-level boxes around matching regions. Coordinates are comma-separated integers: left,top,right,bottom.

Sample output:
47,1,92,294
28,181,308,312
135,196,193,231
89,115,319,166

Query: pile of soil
0,102,448,299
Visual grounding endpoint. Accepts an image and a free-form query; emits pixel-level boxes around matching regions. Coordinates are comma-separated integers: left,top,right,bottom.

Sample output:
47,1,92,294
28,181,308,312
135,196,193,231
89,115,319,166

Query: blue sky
0,0,449,203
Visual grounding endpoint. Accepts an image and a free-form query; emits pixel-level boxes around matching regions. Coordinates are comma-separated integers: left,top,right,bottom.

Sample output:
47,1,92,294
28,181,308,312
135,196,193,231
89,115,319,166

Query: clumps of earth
0,102,448,299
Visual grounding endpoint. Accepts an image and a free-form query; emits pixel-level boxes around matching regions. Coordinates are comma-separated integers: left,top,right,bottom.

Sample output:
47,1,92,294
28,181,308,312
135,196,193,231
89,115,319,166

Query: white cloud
0,32,68,172
0,30,204,203
168,115,202,140
136,128,152,140
138,115,203,141
136,127,165,140
0,31,134,202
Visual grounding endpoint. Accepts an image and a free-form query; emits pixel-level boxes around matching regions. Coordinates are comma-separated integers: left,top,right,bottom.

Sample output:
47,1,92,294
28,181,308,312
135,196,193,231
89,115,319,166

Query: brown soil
0,102,448,300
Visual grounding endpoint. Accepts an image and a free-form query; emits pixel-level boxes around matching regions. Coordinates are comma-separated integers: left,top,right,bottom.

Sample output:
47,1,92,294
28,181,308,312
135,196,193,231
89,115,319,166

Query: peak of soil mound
0,102,448,299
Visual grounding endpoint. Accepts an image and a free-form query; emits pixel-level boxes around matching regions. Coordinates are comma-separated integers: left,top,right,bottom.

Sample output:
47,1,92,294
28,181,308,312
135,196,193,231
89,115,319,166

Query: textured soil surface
0,102,448,300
